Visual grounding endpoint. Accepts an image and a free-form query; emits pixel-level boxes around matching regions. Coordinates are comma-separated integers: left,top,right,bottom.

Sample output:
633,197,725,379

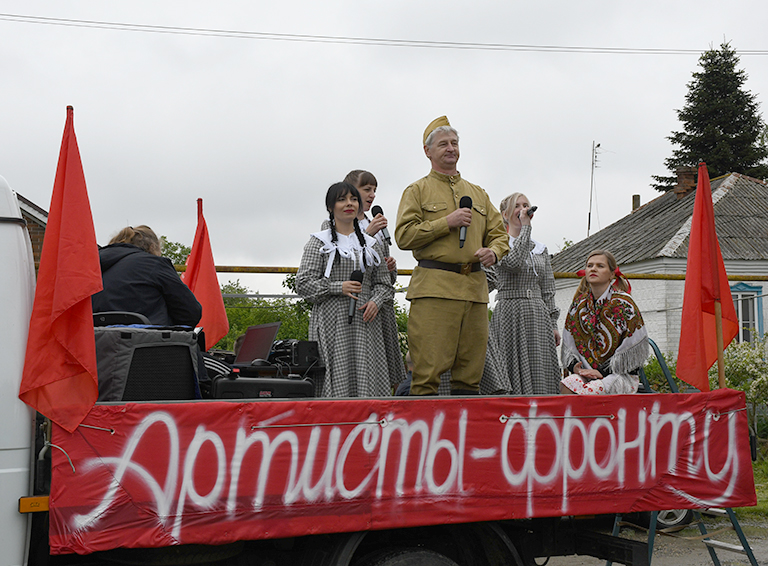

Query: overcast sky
2,1,767,294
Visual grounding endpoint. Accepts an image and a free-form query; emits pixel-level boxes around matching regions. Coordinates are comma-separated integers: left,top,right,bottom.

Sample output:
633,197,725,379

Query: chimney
632,194,641,210
673,166,697,199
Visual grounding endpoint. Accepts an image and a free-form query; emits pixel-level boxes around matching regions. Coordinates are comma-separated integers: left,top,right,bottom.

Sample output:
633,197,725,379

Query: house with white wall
550,168,768,358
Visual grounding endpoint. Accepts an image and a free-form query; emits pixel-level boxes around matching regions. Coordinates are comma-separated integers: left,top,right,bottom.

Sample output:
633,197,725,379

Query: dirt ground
548,518,768,566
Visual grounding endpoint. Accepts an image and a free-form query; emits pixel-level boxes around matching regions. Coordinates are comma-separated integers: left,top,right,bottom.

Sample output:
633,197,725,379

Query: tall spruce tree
652,43,768,191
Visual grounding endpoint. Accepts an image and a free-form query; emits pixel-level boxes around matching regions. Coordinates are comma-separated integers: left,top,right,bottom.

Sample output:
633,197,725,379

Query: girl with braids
342,169,407,389
92,225,202,326
560,250,649,395
297,182,394,397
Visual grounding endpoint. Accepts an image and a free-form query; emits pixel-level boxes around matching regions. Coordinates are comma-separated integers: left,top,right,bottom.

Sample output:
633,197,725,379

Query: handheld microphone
370,205,392,245
526,205,538,218
347,270,364,324
458,196,472,248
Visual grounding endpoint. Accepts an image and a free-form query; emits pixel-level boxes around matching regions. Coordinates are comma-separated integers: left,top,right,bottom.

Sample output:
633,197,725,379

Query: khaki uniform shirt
395,170,509,303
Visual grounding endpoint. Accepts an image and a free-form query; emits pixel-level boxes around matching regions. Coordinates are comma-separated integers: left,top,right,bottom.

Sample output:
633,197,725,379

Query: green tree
393,286,409,360
160,236,191,266
652,43,768,191
216,280,310,351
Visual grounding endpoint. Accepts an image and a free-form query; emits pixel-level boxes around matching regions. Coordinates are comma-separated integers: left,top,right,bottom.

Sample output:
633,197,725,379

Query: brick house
16,193,48,268
550,169,768,358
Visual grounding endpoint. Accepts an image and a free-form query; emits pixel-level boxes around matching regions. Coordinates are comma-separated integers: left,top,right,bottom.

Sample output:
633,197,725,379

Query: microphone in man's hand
526,205,538,218
458,196,473,248
347,270,364,324
370,205,392,245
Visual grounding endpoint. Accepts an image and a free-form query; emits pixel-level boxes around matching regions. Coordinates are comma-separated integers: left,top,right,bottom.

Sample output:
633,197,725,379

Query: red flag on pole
676,163,739,391
19,106,103,432
182,199,228,349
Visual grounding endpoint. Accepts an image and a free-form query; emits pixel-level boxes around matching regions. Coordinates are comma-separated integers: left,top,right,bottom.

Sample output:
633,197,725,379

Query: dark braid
353,218,368,267
328,209,338,243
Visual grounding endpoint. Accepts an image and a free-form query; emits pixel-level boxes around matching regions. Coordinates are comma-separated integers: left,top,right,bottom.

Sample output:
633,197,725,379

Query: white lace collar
509,233,546,255
509,231,547,276
359,216,385,245
311,228,381,278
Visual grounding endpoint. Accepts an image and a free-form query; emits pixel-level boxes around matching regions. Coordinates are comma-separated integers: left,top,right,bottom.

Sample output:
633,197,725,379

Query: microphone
526,205,538,217
458,196,472,248
347,270,364,324
370,205,392,245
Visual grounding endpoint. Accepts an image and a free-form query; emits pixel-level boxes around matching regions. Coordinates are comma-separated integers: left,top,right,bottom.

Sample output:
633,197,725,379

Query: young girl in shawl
297,182,394,397
343,170,406,389
560,250,649,395
480,192,560,395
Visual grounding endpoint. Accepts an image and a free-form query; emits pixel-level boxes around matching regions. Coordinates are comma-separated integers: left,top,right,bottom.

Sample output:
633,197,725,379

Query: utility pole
587,141,600,237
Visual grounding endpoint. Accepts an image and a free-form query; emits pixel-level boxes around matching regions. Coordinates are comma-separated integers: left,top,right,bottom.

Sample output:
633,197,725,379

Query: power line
2,13,767,55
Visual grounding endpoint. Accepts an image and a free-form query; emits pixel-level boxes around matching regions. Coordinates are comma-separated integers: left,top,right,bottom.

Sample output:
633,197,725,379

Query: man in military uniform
395,116,508,395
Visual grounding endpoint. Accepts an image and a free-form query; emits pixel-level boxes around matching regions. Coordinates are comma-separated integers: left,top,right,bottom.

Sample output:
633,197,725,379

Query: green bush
643,352,677,394
708,334,768,447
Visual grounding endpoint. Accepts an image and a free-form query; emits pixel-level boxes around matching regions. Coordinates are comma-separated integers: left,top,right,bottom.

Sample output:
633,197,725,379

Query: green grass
735,457,768,521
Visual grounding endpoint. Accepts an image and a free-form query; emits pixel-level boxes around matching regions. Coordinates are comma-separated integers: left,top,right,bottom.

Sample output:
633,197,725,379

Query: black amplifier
212,376,314,399
270,340,320,367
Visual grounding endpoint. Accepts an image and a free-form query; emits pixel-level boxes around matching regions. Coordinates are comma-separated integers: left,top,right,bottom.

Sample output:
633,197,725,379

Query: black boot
451,389,479,396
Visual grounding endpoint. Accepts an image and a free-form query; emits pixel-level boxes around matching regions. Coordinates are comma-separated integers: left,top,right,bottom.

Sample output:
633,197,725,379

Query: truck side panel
48,390,755,555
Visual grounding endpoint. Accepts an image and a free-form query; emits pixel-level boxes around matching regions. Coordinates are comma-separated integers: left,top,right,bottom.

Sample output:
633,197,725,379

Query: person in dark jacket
92,225,202,327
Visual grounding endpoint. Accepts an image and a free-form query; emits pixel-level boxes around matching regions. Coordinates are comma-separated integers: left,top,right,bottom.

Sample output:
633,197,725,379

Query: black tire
639,508,694,531
355,548,459,566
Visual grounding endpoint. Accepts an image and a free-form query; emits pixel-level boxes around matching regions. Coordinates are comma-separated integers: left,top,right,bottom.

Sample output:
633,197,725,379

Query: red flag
182,199,228,349
676,163,739,391
19,106,103,432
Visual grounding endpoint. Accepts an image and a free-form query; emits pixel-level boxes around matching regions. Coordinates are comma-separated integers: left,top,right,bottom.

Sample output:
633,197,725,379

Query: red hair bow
613,267,631,293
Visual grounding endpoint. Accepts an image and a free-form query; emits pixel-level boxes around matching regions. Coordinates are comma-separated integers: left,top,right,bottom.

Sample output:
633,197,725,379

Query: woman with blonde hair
560,250,648,395
92,225,201,327
480,192,560,395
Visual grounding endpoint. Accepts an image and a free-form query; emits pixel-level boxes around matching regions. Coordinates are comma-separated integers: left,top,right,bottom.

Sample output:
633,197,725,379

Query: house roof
551,173,768,273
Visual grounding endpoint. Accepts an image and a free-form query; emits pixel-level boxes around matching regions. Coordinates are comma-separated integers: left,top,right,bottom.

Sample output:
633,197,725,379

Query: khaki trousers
408,297,488,395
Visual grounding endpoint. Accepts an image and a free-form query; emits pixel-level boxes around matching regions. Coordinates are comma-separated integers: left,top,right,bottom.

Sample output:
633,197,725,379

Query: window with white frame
730,283,764,343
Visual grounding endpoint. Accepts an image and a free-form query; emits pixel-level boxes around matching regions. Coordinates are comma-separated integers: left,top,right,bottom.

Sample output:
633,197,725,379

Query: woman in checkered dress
480,192,561,395
297,182,395,397
343,170,407,389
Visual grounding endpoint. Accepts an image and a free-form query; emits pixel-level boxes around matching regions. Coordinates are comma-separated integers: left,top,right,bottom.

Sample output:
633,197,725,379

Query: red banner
50,390,756,554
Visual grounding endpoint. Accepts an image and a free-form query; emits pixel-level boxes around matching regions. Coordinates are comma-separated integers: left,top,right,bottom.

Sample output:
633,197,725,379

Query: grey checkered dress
366,223,407,388
297,231,395,397
480,225,560,395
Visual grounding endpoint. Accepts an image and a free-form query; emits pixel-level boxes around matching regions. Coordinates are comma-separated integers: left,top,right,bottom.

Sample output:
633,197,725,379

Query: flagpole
714,300,725,388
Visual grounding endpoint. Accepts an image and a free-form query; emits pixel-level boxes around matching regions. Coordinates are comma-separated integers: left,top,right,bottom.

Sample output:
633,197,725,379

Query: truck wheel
355,548,459,566
655,508,694,530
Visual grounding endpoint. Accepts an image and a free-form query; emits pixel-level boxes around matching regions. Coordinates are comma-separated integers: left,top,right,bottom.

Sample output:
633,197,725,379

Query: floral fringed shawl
561,285,649,395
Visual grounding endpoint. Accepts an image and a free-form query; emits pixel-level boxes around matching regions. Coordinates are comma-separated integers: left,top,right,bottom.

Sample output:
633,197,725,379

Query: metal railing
175,265,767,282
